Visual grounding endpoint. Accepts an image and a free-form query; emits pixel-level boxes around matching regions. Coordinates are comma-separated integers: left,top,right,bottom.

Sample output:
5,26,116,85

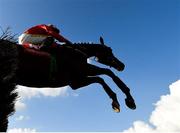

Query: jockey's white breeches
18,33,49,45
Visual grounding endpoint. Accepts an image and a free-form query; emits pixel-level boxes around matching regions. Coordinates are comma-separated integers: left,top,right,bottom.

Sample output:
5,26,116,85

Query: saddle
21,46,57,81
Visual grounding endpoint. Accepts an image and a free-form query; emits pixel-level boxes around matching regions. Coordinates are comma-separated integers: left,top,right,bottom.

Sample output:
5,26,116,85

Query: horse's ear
100,36,105,45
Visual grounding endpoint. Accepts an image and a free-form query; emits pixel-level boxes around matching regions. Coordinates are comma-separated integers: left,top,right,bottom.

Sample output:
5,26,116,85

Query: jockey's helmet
48,24,60,33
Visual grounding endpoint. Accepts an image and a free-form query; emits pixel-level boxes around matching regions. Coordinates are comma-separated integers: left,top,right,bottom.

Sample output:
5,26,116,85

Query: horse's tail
0,39,18,131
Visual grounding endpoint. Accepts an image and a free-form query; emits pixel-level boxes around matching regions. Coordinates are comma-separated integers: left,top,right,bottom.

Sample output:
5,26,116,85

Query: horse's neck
72,43,102,57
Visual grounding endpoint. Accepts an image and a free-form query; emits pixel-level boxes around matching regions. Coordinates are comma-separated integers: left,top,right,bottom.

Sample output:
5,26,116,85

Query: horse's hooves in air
112,101,120,113
125,98,136,110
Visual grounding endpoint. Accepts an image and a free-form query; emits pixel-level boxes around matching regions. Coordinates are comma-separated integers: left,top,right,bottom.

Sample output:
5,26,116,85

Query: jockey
18,24,72,49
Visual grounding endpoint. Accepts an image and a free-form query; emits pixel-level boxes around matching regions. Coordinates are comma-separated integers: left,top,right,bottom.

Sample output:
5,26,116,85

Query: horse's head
96,37,125,71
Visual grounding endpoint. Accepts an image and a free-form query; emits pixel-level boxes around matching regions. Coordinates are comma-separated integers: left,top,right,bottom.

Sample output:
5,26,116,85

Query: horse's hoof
112,101,120,113
125,98,136,110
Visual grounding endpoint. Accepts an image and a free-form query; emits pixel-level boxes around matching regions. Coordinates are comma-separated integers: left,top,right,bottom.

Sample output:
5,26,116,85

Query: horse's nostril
118,64,125,71
122,64,125,70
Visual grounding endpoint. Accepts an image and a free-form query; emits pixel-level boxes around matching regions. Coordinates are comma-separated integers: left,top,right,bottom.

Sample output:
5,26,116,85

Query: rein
71,43,114,68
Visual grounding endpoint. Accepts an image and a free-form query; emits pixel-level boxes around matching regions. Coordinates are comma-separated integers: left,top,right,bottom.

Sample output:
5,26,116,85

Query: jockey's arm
48,31,72,44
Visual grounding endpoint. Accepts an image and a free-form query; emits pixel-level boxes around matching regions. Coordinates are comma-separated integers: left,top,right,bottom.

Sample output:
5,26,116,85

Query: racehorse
0,36,136,131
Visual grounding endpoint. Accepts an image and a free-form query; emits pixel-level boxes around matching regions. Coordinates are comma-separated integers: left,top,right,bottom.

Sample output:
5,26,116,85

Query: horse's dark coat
0,38,136,131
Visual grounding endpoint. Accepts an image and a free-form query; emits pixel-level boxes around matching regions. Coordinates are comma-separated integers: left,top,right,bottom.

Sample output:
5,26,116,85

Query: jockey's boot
41,37,55,49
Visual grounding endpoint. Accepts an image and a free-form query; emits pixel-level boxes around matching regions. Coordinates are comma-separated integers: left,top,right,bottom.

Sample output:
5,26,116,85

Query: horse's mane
74,42,103,46
73,41,111,49
73,42,112,53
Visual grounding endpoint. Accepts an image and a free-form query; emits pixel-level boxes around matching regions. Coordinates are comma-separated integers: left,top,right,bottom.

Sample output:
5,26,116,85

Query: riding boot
43,37,54,47
40,37,55,51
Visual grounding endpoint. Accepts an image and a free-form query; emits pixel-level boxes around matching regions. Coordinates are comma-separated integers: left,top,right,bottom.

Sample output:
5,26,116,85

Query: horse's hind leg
70,76,121,112
86,64,136,110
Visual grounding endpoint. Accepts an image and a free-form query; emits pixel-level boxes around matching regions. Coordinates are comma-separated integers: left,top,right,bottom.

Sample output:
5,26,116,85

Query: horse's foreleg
70,76,120,112
87,64,136,110
87,64,130,94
